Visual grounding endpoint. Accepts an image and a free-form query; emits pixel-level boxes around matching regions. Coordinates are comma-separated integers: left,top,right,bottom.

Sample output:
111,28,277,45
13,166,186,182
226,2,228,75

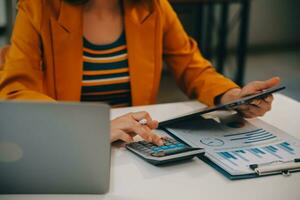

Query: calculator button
153,147,161,151
151,151,165,157
130,143,139,147
176,143,185,148
163,148,187,155
134,146,142,150
139,141,148,145
144,149,152,153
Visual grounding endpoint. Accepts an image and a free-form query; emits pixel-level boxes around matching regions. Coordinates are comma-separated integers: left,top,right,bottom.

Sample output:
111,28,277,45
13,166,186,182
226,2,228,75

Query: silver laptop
0,101,110,194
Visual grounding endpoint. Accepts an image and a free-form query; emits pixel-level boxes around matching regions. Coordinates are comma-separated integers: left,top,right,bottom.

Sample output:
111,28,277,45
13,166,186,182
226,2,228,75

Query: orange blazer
0,0,238,106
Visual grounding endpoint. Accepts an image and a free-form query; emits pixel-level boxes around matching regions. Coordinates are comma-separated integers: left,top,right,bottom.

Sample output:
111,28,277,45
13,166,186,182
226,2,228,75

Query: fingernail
251,99,261,106
158,140,164,146
265,96,272,102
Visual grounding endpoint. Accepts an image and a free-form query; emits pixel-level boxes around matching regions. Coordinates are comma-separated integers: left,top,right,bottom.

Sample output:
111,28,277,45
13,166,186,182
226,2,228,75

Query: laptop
0,101,110,194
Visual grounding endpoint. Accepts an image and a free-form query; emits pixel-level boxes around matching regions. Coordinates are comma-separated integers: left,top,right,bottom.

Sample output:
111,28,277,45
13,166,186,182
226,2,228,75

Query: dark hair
64,0,144,5
64,0,90,5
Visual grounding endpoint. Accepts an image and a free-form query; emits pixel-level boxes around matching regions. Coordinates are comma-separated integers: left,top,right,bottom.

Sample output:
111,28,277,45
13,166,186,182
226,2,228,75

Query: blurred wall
242,0,300,48
0,0,299,48
174,0,300,50
0,0,6,27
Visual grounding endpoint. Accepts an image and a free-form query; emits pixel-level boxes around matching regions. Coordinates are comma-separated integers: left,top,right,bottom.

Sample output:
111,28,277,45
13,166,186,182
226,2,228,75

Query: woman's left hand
220,77,281,118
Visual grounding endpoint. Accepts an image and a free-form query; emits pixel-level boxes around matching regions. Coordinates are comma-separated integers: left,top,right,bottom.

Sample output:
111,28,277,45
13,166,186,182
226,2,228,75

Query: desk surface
1,94,299,200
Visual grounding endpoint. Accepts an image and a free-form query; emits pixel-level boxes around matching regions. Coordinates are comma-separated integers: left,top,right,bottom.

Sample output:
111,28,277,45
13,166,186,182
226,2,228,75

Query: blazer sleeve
159,0,239,106
0,0,54,101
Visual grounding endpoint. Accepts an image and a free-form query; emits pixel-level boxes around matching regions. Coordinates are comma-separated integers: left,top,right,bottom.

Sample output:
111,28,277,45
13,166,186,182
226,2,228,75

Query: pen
249,158,300,176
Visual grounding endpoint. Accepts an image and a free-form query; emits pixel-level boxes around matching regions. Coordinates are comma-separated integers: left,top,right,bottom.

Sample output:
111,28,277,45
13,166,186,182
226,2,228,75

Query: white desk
1,94,299,200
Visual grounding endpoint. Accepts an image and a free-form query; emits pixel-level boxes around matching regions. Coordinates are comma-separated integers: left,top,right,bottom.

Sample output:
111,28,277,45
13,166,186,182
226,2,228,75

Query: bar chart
224,128,277,144
166,115,300,175
216,142,298,171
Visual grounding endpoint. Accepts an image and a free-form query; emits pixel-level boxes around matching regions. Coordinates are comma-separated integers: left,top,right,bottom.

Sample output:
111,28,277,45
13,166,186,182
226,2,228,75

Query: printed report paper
165,113,300,175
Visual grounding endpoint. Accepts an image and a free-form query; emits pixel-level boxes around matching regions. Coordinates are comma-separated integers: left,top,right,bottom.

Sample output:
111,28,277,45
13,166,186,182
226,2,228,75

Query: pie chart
200,138,225,147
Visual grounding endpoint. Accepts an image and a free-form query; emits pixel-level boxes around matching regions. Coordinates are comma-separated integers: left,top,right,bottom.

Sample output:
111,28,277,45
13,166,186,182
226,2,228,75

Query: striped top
81,32,132,107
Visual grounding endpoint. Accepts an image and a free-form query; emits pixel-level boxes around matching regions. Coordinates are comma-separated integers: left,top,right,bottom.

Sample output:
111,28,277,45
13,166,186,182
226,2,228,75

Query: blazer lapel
124,0,157,105
50,2,83,101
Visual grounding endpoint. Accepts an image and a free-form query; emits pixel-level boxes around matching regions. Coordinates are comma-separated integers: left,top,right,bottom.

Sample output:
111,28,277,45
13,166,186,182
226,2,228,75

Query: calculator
126,136,204,165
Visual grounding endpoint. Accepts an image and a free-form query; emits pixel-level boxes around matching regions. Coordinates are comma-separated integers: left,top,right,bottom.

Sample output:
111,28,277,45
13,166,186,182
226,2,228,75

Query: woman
0,0,279,144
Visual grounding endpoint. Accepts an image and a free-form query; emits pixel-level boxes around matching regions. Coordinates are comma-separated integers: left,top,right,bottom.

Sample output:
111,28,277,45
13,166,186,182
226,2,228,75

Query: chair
3,0,18,42
170,0,251,86
0,0,16,70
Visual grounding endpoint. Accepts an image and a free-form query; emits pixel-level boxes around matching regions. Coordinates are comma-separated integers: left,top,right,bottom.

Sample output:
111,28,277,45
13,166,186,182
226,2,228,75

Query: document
164,112,300,175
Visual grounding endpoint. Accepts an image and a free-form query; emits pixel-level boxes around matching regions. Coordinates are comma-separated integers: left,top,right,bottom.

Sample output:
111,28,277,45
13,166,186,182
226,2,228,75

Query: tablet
159,86,285,127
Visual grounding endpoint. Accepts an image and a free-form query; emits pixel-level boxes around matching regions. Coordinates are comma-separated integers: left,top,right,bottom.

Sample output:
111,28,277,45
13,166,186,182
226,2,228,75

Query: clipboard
201,157,300,180
161,127,300,180
160,127,259,180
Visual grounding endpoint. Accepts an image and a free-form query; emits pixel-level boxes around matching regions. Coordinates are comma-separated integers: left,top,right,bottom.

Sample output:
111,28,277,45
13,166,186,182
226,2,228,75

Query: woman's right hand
111,111,164,146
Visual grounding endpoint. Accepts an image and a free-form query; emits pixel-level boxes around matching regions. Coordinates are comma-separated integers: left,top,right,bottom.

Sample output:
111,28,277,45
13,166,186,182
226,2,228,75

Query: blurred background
0,0,299,103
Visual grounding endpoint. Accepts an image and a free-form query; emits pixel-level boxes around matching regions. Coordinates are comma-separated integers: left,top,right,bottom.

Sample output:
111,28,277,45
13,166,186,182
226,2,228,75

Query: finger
150,120,159,129
130,121,163,146
237,104,265,118
134,112,158,129
249,99,262,106
264,95,274,103
236,104,249,111
238,110,255,118
120,132,134,143
111,129,134,143
247,105,266,117
256,100,272,112
240,77,281,97
130,111,150,120
251,77,281,92
144,127,164,146
140,126,164,146
239,105,264,118
128,131,138,137
235,95,273,112
131,111,158,129
129,121,154,141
